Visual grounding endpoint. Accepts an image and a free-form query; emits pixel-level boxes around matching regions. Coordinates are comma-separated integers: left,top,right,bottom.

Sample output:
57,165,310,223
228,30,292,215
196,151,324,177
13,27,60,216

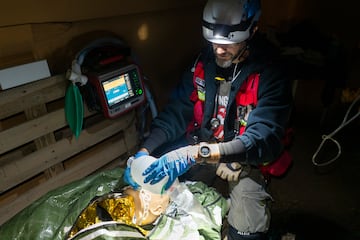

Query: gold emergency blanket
68,192,148,238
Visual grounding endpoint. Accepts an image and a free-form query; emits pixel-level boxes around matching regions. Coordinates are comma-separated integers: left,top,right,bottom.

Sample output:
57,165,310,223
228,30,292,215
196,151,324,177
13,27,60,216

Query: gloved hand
216,162,242,181
123,151,149,190
142,142,221,191
142,146,197,191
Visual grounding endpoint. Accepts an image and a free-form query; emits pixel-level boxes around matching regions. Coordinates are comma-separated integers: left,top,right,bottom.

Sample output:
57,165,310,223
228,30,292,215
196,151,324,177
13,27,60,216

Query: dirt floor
267,80,360,240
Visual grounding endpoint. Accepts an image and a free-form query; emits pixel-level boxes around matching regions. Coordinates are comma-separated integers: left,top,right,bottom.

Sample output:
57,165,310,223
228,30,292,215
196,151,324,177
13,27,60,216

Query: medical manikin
0,158,227,240
67,155,228,240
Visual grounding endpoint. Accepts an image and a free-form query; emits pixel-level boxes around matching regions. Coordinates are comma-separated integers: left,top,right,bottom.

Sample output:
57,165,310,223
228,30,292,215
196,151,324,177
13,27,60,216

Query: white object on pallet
0,60,51,90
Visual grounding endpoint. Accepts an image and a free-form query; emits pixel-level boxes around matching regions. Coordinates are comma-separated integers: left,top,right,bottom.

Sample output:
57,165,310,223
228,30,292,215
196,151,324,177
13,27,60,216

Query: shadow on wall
56,30,126,73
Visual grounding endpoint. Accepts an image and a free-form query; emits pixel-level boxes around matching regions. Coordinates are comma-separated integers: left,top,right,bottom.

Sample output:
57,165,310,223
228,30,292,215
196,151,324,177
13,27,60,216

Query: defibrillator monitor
87,64,146,118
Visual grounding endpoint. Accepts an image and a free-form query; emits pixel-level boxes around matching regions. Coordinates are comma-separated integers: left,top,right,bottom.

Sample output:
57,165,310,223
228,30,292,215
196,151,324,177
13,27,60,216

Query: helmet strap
232,44,249,63
233,24,259,63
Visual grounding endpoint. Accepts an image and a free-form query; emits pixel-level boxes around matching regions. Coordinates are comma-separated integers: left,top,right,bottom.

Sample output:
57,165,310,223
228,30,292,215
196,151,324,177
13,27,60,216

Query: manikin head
125,155,173,225
202,0,261,67
122,186,169,226
68,156,171,238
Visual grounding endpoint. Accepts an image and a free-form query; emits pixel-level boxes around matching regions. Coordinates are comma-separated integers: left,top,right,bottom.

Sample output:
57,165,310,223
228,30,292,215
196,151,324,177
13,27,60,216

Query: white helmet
202,0,261,44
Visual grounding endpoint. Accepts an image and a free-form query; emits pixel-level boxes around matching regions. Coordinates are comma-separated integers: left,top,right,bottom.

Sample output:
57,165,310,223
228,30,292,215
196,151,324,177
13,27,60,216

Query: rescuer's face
212,42,246,68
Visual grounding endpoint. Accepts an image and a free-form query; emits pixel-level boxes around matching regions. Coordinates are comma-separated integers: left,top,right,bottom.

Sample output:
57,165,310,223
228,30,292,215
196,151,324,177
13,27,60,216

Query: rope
312,94,360,167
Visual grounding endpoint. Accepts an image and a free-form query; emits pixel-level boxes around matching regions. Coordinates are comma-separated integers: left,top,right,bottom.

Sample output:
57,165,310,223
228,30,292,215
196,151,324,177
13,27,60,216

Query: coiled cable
312,94,360,167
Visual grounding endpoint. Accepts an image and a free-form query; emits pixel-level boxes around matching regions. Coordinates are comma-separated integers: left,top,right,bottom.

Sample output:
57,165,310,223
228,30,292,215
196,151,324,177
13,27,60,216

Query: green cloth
0,168,125,240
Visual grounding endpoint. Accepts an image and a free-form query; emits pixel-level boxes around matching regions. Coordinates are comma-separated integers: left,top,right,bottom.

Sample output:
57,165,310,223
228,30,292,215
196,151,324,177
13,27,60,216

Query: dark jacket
143,34,293,166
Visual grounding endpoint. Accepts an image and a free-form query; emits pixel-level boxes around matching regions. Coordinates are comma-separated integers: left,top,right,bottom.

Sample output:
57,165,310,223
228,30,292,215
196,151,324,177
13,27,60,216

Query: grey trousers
227,176,272,234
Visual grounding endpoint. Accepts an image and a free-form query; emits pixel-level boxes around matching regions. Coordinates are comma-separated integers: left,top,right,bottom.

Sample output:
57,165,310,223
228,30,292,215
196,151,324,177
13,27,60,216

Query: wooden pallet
0,74,140,225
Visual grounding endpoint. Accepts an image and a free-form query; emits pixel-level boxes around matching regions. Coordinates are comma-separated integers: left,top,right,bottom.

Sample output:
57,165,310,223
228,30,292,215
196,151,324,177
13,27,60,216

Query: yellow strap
215,76,225,81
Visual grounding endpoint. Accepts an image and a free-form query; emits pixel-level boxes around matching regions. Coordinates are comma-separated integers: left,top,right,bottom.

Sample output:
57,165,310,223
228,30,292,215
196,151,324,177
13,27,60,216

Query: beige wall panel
0,1,204,26
0,25,35,68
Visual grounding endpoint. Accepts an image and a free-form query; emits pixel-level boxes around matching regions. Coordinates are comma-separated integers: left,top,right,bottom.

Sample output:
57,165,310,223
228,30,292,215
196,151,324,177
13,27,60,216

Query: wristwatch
198,144,211,158
196,142,220,164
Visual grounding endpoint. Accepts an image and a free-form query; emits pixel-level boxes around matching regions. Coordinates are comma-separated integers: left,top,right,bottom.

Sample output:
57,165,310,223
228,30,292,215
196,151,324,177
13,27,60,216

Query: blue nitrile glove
142,146,197,190
123,151,149,190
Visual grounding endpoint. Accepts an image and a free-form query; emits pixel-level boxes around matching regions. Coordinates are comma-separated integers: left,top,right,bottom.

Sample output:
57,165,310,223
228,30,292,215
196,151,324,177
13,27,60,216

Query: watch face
200,145,211,157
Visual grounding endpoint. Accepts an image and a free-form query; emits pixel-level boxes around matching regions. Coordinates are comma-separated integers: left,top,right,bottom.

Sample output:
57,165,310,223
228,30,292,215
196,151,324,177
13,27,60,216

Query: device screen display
102,72,135,107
